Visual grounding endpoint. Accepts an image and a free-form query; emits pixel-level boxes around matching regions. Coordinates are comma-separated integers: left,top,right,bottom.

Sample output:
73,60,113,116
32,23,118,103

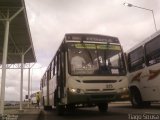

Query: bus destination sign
65,34,120,44
69,43,121,51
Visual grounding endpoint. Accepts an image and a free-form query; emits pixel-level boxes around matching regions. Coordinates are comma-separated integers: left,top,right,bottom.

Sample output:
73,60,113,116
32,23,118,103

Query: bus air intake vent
83,80,117,83
86,89,100,91
103,89,115,91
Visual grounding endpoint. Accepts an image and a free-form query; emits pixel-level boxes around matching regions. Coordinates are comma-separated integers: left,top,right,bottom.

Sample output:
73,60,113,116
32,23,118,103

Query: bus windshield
68,43,126,76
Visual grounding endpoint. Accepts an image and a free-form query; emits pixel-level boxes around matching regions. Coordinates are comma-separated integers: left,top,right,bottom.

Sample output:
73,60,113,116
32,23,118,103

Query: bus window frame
47,67,51,81
128,46,145,73
67,43,126,76
145,35,160,66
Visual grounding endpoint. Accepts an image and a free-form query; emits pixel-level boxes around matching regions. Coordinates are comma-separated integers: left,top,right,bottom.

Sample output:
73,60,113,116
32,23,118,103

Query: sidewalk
0,107,41,120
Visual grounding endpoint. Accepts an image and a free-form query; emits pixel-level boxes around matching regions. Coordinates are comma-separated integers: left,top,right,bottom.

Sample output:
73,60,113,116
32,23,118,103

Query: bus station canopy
0,0,36,64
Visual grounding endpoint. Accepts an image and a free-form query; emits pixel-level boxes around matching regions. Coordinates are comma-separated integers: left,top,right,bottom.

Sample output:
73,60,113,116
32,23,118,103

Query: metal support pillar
0,7,24,115
28,68,30,108
19,46,31,111
20,54,24,111
0,20,10,115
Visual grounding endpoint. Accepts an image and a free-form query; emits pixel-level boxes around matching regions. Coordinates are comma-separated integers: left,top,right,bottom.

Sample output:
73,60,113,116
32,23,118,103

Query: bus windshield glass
68,43,126,76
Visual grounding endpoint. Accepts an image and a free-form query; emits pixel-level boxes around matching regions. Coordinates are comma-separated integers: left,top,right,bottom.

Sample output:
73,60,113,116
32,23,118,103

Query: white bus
127,30,160,107
40,33,128,115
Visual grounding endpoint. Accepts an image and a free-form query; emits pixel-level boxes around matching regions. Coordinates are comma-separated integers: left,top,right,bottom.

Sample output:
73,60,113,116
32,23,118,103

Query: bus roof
65,33,120,44
126,30,160,53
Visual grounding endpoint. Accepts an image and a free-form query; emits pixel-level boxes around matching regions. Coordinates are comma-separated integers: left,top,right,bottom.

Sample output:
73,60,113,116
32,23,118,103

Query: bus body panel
65,76,128,104
48,76,57,106
127,30,160,103
42,86,48,106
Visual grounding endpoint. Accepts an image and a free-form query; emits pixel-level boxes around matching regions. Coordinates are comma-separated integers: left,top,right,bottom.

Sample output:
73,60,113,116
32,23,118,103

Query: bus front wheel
142,101,151,107
98,103,108,113
44,106,52,110
57,105,65,116
130,87,151,108
130,88,143,108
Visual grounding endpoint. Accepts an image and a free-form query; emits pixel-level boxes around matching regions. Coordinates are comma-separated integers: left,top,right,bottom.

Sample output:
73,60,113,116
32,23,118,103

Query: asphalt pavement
2,102,160,120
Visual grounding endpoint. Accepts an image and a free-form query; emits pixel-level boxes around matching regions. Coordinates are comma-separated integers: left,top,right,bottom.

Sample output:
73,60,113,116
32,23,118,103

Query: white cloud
5,87,19,101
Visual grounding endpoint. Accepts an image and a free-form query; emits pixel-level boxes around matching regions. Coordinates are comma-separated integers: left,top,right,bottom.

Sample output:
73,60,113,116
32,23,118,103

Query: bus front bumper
67,91,117,104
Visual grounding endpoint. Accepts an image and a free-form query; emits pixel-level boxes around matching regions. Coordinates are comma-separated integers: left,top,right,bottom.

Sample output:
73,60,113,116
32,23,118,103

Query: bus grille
86,89,100,91
83,80,117,83
103,89,115,91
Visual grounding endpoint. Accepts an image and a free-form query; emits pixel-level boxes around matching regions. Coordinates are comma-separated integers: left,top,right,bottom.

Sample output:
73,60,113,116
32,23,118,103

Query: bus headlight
69,88,84,94
70,88,77,93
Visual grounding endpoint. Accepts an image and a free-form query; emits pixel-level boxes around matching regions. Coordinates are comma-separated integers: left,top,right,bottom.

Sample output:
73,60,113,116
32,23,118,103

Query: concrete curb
2,108,41,120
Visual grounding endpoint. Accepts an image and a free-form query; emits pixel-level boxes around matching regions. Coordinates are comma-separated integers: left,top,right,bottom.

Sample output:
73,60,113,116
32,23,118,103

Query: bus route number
106,84,113,89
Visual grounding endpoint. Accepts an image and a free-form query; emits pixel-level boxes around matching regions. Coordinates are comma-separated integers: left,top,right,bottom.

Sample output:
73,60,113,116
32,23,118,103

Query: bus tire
57,105,65,116
44,106,52,110
98,103,108,113
130,87,143,108
142,101,151,107
66,104,76,112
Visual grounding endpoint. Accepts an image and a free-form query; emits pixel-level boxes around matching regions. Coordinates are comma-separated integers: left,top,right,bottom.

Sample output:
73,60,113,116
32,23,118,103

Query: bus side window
128,46,145,72
47,65,51,80
145,35,160,66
